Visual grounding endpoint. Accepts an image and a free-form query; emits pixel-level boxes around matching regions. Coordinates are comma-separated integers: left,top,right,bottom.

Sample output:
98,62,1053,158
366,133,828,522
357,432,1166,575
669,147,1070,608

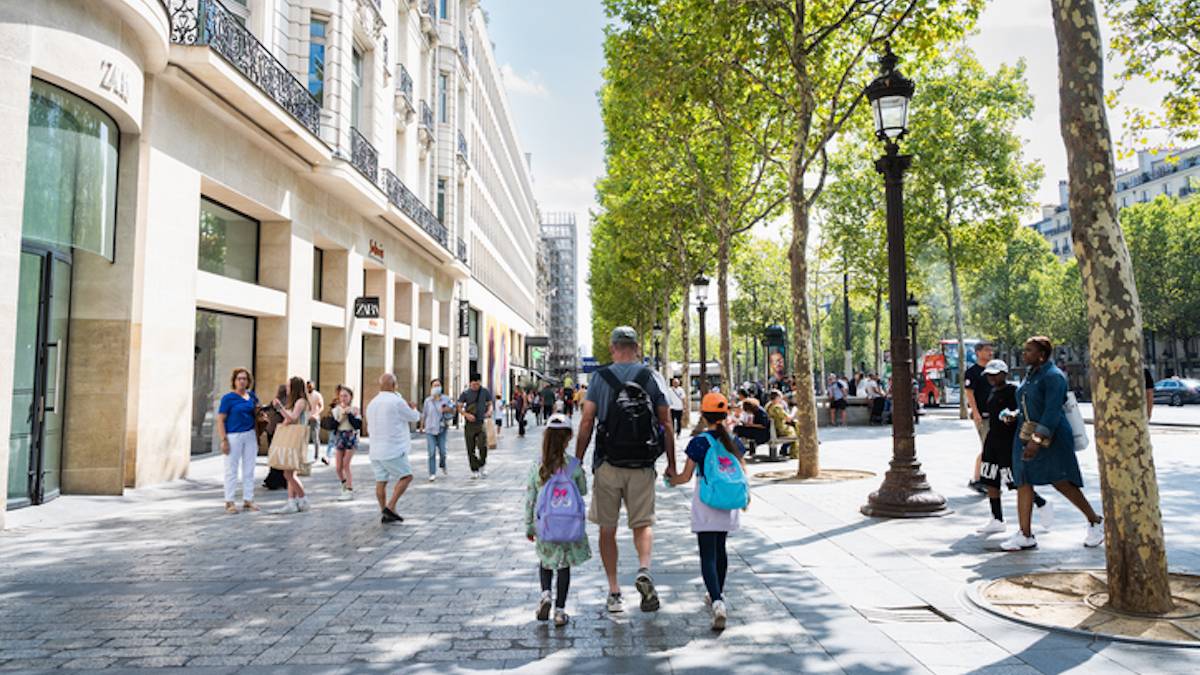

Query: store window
308,17,328,105
191,310,256,455
22,79,119,260
311,327,322,392
198,198,259,283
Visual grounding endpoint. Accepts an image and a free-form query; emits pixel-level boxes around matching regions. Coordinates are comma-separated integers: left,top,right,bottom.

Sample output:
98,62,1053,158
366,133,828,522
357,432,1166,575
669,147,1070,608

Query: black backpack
597,366,663,468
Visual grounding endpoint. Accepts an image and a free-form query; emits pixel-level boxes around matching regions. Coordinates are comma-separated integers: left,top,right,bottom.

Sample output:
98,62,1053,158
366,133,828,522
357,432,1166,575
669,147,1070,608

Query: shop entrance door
7,246,71,508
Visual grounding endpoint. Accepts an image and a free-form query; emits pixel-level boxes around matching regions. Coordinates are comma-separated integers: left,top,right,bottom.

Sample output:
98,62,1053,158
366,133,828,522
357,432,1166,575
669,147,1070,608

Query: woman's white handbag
1063,392,1089,451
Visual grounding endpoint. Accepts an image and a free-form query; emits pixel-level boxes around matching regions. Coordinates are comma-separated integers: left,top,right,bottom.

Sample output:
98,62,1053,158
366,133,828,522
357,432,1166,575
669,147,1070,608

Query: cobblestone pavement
2,416,1200,673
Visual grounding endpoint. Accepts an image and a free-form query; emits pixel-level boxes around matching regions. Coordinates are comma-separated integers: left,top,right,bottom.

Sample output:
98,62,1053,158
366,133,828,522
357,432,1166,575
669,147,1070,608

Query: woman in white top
268,377,310,514
494,394,505,437
331,386,361,501
670,378,686,436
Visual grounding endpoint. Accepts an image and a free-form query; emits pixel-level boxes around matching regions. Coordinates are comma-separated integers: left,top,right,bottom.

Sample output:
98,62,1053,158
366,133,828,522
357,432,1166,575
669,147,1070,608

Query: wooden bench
764,422,796,462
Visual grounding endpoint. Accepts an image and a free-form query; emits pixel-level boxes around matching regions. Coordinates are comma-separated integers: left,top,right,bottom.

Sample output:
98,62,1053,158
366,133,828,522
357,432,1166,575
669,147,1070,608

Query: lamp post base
860,458,950,518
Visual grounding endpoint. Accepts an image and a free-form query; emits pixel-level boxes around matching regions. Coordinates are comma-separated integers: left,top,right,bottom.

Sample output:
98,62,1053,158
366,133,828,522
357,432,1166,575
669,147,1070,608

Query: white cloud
500,63,550,98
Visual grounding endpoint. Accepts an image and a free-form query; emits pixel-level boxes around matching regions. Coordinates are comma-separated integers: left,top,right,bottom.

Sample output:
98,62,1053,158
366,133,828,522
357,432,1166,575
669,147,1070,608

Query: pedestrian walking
306,380,325,462
863,373,885,425
540,382,556,424
267,377,310,514
1001,337,1104,552
670,377,685,436
975,360,1052,536
532,393,543,425
826,375,848,426
319,385,343,466
457,373,493,479
563,383,575,416
217,367,260,513
494,394,506,436
575,326,677,614
365,373,419,524
513,389,529,438
331,385,361,501
525,413,591,627
964,342,995,494
420,379,453,481
669,392,749,632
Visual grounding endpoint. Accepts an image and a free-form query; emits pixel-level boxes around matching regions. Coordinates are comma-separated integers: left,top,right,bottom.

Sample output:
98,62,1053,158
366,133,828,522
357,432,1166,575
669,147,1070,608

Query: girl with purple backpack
524,413,590,627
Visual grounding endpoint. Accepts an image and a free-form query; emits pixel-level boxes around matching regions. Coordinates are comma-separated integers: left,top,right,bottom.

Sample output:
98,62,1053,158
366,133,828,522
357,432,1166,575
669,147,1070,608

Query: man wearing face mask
420,378,455,482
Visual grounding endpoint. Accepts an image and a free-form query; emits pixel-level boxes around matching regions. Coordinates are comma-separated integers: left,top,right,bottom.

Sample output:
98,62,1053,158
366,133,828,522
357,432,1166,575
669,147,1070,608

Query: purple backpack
535,457,586,543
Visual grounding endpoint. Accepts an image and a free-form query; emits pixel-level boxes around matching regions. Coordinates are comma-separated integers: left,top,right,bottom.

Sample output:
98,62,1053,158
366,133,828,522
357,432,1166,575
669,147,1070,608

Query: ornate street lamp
693,274,711,395
653,322,664,372
861,46,947,519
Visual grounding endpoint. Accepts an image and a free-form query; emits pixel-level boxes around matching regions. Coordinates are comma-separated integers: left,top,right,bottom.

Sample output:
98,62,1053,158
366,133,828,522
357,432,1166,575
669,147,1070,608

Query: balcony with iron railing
167,0,322,151
397,64,413,106
382,169,449,248
349,128,378,183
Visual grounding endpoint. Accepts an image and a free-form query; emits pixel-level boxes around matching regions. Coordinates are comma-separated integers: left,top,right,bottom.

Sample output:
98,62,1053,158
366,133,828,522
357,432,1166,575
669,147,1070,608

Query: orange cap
700,392,729,413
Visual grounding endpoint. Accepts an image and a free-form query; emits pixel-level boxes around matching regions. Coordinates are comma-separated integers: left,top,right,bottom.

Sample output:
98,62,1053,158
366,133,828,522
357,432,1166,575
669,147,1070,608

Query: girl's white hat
546,414,572,430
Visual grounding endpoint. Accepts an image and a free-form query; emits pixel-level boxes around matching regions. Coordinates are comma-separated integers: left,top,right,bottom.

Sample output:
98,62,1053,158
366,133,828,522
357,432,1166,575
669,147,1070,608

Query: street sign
458,300,470,337
353,296,380,319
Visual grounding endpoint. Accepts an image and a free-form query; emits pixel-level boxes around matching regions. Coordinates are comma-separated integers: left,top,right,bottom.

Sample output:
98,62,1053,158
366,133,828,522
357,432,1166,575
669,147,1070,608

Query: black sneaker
634,568,660,612
381,508,404,523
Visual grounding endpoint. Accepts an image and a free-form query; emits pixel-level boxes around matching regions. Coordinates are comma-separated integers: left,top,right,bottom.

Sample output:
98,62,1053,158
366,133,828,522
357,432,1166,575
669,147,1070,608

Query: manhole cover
854,605,954,624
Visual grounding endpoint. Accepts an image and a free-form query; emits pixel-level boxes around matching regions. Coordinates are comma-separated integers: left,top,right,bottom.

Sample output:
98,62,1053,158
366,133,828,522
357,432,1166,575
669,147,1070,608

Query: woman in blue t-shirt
217,368,260,514
669,392,747,632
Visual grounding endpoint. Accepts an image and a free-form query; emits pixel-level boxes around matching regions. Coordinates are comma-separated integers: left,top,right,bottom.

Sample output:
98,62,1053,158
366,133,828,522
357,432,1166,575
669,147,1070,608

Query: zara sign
354,296,381,319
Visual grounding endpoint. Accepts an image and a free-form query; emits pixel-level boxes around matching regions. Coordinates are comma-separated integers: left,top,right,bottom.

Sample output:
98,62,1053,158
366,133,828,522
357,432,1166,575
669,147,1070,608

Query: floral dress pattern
523,461,592,569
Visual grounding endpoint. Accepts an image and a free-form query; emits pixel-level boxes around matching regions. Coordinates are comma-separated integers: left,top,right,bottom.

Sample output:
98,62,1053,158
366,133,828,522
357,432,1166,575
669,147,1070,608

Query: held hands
526,533,535,542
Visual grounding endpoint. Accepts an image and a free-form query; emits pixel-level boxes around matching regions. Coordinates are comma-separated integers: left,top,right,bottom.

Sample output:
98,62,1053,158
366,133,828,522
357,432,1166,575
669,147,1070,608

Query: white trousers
224,430,258,502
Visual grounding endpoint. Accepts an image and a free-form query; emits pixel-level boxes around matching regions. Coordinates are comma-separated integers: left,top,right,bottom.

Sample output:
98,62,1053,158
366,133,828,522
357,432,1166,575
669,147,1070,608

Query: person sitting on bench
734,399,770,456
766,390,798,456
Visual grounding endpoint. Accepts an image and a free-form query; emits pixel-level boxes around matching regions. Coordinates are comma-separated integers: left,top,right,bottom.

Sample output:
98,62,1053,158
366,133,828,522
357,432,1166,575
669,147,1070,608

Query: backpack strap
632,367,653,391
597,367,624,421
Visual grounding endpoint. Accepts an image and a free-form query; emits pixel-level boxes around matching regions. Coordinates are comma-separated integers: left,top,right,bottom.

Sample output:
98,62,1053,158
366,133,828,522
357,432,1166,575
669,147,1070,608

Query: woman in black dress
975,360,1052,537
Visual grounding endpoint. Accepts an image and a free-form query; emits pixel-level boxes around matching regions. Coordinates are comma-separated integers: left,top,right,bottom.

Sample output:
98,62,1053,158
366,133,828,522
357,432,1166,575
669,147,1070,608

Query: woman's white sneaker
270,499,299,515
536,590,552,621
711,600,727,631
999,532,1037,551
976,519,1006,536
1084,520,1105,548
1037,501,1055,532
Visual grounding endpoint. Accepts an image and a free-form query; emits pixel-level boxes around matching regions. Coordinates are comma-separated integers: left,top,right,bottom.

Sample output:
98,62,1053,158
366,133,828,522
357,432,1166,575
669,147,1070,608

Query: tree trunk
661,294,672,382
1051,0,1173,614
873,285,883,375
788,158,820,479
718,234,732,393
945,229,968,420
680,275,692,431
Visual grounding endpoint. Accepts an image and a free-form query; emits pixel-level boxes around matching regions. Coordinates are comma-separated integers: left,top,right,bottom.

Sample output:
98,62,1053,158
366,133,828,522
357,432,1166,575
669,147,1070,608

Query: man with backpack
457,373,492,479
575,326,677,614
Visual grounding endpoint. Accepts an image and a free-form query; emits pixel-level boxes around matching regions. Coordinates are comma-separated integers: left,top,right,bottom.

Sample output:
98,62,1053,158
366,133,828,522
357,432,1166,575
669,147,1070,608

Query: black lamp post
860,45,947,519
693,274,711,395
907,294,920,426
652,322,663,373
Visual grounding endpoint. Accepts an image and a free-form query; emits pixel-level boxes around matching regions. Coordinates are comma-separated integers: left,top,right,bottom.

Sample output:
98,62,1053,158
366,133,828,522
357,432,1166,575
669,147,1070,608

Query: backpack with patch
596,366,663,468
698,432,749,510
535,457,586,543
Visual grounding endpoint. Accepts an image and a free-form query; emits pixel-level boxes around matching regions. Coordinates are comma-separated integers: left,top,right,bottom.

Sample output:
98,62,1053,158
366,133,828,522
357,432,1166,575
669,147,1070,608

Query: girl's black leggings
539,566,570,608
696,531,728,602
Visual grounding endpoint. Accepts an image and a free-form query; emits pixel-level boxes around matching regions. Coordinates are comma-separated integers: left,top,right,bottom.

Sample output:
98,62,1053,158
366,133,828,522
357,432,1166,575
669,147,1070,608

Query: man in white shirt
365,373,420,524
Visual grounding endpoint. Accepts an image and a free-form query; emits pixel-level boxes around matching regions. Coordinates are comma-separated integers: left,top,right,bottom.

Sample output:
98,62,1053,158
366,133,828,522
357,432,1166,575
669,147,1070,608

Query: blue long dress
1011,362,1084,487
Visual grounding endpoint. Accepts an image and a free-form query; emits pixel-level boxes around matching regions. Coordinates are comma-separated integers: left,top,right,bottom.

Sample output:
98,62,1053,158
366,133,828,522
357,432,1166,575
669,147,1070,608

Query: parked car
1153,379,1200,407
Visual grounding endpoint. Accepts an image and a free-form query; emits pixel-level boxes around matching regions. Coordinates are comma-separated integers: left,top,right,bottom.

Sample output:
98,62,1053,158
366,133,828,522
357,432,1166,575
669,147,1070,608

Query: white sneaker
976,519,1007,536
336,488,353,502
553,608,569,627
270,500,299,515
480,468,488,478
536,590,552,621
296,497,310,512
428,475,437,483
1084,520,1105,548
471,471,480,480
711,600,727,631
999,532,1037,551
704,592,712,607
1037,501,1055,532
606,593,625,613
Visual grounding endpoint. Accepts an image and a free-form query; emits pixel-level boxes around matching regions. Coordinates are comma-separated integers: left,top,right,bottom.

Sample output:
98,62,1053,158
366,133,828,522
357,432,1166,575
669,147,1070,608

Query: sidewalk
1,418,1198,672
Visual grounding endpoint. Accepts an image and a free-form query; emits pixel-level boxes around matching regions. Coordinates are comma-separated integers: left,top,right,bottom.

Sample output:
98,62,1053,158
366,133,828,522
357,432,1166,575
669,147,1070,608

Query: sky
483,0,1169,358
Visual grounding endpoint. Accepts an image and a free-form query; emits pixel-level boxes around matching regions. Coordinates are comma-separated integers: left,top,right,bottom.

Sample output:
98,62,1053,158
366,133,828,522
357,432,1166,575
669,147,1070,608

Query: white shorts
371,455,413,483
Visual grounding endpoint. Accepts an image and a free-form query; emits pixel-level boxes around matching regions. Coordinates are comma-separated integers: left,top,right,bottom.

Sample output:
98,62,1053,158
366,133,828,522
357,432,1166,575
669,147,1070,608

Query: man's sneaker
606,593,625,613
471,471,480,480
1000,532,1038,551
536,590,552,621
553,609,569,627
270,500,299,515
480,468,488,479
381,508,404,524
337,488,353,502
428,474,437,483
711,600,728,631
1037,501,1055,532
976,519,1006,536
635,569,660,612
1084,519,1105,548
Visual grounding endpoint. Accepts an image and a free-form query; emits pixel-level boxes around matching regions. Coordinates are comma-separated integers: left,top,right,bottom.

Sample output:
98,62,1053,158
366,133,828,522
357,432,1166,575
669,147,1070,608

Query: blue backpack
698,433,749,510
535,457,586,543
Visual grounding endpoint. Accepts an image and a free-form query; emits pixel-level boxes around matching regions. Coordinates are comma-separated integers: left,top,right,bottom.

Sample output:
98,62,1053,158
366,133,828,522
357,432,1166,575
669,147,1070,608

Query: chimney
1058,179,1069,207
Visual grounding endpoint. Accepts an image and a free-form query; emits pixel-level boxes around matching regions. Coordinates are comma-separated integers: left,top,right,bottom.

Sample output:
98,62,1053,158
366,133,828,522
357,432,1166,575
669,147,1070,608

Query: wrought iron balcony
420,100,434,130
397,64,413,106
459,31,469,63
457,236,468,264
457,131,467,159
167,0,320,136
382,169,449,247
349,127,378,183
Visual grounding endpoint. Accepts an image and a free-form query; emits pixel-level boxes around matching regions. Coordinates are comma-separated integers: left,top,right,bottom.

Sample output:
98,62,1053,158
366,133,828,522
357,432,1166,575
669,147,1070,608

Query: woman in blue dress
1002,336,1105,551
